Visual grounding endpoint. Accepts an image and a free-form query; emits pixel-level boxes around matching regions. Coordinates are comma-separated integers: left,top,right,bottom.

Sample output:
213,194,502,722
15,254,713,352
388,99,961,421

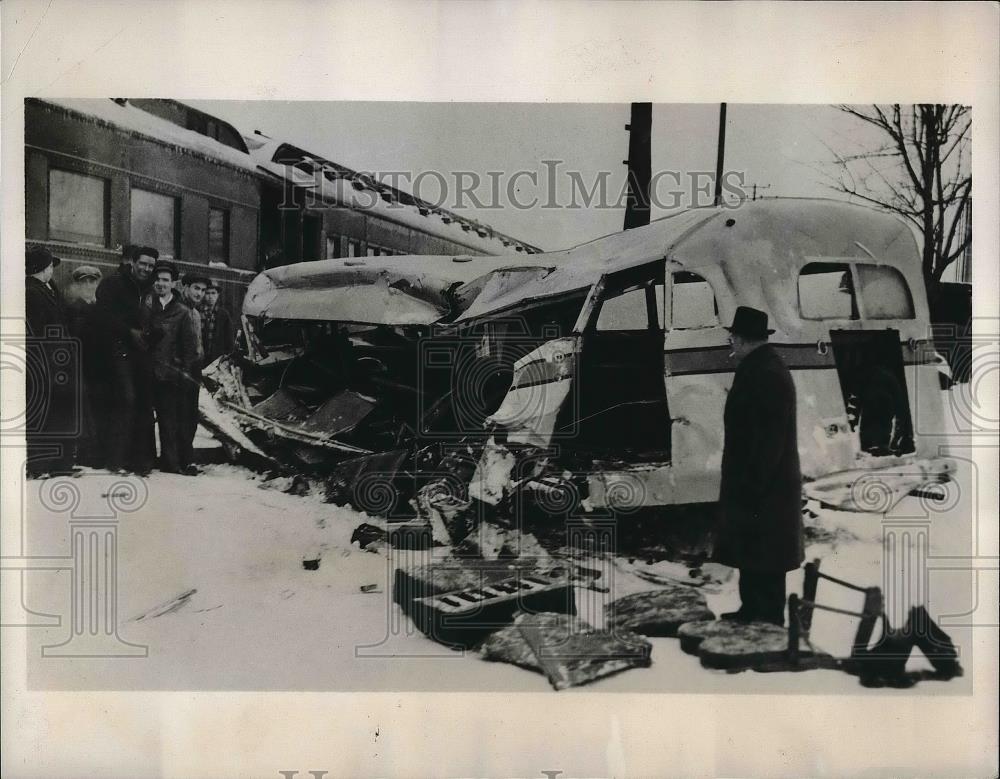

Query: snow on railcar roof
38,98,260,175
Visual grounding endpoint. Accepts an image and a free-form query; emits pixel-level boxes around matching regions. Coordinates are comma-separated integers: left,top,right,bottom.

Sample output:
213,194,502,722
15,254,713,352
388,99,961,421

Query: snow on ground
20,387,983,692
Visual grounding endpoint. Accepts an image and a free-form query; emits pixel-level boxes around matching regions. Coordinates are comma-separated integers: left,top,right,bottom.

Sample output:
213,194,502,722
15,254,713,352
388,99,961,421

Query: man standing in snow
713,306,804,626
176,272,207,474
24,245,75,476
143,262,201,475
94,245,158,474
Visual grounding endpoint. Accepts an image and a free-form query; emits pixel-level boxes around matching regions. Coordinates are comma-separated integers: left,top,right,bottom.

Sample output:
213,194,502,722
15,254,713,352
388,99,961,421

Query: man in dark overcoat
63,265,104,467
713,306,804,625
24,245,75,476
93,245,158,474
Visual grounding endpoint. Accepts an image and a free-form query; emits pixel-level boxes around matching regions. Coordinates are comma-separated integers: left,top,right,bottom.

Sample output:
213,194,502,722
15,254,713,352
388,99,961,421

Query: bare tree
828,105,971,296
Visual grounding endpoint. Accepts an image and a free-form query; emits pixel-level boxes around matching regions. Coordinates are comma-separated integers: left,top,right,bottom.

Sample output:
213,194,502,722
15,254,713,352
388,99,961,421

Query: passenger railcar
24,97,537,321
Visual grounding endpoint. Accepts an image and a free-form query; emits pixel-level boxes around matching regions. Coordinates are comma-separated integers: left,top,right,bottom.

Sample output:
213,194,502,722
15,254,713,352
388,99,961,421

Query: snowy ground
16,388,986,693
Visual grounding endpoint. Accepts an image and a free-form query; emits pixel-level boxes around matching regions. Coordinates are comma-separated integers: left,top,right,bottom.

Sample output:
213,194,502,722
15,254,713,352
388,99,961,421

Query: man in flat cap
143,262,201,474
24,245,75,476
176,272,208,474
713,306,804,625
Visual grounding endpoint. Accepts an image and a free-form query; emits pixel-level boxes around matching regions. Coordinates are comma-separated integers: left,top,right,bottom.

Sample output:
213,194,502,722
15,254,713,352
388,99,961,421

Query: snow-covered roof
244,199,926,332
243,134,538,256
33,98,538,256
36,98,260,176
242,254,533,324
452,198,927,333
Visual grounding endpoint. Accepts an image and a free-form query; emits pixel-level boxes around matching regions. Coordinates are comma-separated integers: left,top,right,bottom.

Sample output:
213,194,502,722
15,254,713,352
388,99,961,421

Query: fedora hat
725,306,775,338
182,271,211,286
26,245,60,275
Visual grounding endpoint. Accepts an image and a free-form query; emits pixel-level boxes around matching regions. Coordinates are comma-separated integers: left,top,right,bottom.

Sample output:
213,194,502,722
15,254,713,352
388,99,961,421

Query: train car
24,97,260,317
24,97,538,324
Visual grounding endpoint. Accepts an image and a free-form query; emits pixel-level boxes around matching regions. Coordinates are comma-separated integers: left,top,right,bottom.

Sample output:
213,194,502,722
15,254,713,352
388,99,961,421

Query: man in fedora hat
24,245,76,476
713,305,804,625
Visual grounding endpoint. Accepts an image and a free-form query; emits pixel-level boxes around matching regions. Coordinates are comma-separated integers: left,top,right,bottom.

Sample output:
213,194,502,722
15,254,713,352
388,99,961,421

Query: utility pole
623,102,652,230
713,102,727,207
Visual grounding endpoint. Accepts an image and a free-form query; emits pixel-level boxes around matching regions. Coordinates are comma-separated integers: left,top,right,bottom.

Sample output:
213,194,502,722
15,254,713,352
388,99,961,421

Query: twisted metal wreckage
203,198,954,533
198,198,961,685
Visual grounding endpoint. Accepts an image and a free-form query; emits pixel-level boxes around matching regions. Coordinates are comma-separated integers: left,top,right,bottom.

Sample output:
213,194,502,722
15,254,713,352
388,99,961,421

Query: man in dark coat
63,265,104,467
198,280,235,368
176,273,207,474
713,306,804,625
93,245,158,474
24,245,75,476
143,262,201,474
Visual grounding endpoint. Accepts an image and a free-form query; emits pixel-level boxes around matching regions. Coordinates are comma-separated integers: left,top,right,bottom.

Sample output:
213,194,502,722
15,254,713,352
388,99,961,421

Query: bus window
798,262,859,320
671,271,719,328
597,287,650,331
857,265,915,319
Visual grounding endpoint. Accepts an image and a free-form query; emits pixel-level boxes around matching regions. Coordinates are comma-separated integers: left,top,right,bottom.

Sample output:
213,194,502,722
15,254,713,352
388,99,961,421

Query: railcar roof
38,98,261,176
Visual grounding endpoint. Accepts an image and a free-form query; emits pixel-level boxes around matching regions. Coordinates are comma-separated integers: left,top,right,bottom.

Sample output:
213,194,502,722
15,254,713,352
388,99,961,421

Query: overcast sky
190,101,883,251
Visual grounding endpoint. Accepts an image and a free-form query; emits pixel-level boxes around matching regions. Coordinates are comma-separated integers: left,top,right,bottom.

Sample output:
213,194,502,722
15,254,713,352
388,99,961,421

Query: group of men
24,244,235,478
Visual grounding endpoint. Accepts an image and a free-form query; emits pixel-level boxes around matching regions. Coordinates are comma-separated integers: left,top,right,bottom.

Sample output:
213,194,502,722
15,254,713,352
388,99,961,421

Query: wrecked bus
207,198,953,518
441,197,955,517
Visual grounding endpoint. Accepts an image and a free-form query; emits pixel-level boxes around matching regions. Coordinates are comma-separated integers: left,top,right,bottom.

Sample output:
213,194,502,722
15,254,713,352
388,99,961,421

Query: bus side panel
792,367,857,479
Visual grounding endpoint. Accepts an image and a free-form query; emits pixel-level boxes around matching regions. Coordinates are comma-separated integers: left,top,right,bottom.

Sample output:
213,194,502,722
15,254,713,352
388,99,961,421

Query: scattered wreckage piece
676,619,819,671
841,604,963,688
396,562,576,649
350,522,388,551
480,612,652,690
197,388,278,470
605,587,715,637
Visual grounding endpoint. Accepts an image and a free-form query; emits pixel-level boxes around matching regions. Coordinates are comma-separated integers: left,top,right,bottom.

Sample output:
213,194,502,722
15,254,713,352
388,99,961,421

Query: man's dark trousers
153,380,184,472
105,355,155,471
738,570,786,625
177,371,200,469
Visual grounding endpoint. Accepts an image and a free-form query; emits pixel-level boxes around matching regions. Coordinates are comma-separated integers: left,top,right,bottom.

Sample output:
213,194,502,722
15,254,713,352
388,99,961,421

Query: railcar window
325,236,340,259
208,207,229,264
857,265,915,319
48,170,108,246
348,241,360,257
798,262,859,320
130,188,178,259
671,271,720,328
